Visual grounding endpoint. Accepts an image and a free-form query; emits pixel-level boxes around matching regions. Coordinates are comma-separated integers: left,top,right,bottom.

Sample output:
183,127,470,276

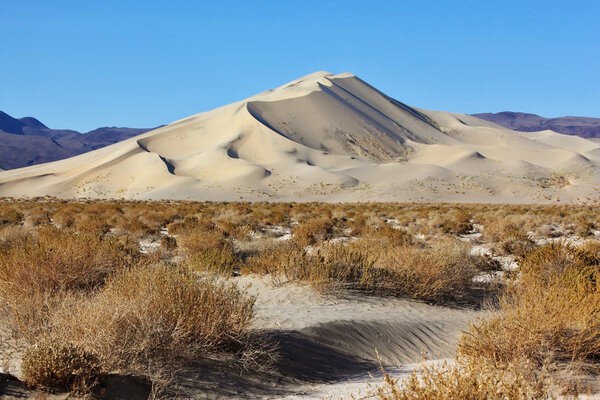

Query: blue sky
1,0,598,132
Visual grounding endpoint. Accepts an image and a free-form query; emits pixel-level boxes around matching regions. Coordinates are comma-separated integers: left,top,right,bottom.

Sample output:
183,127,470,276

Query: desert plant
374,238,482,302
178,228,238,274
291,217,334,246
370,358,552,400
21,339,100,394
0,226,135,339
51,265,256,374
244,242,378,291
459,263,600,367
0,208,23,225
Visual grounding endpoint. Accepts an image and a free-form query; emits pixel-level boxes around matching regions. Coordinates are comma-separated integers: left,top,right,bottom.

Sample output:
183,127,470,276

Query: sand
138,275,483,399
1,71,599,203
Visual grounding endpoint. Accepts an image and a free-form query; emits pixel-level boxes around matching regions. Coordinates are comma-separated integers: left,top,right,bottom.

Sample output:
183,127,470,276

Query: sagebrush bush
436,209,473,235
0,208,23,225
497,229,536,257
178,228,238,274
291,217,334,246
51,265,256,373
22,339,100,393
371,358,551,400
374,238,482,302
244,242,378,291
518,241,591,284
0,226,135,338
460,263,600,366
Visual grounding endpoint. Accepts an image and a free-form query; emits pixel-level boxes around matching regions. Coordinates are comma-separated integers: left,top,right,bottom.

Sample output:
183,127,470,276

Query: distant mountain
472,112,600,138
0,111,156,169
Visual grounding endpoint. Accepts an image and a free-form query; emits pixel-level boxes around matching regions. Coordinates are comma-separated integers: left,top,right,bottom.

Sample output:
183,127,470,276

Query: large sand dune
1,71,599,203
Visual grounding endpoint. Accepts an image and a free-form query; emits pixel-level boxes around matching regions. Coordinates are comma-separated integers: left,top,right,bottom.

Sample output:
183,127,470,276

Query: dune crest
1,72,599,203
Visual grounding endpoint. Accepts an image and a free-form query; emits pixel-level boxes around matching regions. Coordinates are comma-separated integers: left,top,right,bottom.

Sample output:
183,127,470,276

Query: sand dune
1,71,599,203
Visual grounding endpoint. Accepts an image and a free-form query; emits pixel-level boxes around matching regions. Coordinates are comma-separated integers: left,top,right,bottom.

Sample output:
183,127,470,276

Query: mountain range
472,112,600,138
1,71,599,203
0,111,154,169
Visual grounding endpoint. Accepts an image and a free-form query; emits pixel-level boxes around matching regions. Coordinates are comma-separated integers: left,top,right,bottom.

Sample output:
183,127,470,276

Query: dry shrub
21,339,100,393
246,239,481,302
354,224,414,248
371,358,552,400
160,235,177,252
497,229,536,257
484,220,524,242
0,225,31,250
347,215,368,236
178,228,237,274
0,226,135,339
577,240,600,266
575,221,595,237
71,213,112,236
51,265,255,373
518,241,592,284
436,209,473,235
24,209,51,226
114,218,158,239
456,241,600,397
0,208,23,225
166,216,213,236
51,206,79,228
460,270,600,367
244,242,378,291
375,239,481,302
291,217,334,246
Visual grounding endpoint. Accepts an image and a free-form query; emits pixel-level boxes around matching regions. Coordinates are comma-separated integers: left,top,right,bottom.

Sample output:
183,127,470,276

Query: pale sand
1,71,599,203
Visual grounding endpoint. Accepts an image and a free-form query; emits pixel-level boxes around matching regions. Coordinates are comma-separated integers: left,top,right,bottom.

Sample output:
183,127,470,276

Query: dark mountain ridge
0,110,156,169
472,111,600,138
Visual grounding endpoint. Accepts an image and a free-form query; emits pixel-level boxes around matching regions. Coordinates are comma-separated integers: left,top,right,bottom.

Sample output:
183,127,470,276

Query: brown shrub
460,242,600,370
0,208,23,225
291,217,334,246
375,238,481,302
436,209,473,235
21,339,100,394
244,242,378,291
178,228,238,274
371,358,552,400
518,241,589,284
0,226,135,339
363,224,413,247
497,229,536,257
51,265,255,373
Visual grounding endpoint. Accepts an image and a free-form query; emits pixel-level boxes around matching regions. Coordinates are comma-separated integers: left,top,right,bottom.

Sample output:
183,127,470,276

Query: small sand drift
160,276,484,399
1,71,600,203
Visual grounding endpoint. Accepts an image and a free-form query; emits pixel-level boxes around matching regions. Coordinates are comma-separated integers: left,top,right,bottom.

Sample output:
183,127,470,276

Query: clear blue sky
1,0,598,132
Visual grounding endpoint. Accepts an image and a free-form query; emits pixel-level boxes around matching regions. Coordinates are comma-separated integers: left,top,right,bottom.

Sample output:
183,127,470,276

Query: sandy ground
142,275,484,399
1,71,600,204
3,220,600,398
0,274,484,399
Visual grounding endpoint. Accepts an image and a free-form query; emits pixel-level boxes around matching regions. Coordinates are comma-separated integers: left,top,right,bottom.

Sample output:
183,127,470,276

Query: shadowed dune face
1,71,600,203
245,74,451,162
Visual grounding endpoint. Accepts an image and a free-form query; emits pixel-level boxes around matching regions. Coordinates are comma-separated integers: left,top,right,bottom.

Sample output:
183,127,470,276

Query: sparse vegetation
21,340,100,394
371,358,552,400
51,265,256,375
0,199,598,396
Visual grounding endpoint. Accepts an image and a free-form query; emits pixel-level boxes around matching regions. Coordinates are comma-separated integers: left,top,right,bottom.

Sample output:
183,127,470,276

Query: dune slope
1,71,599,203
